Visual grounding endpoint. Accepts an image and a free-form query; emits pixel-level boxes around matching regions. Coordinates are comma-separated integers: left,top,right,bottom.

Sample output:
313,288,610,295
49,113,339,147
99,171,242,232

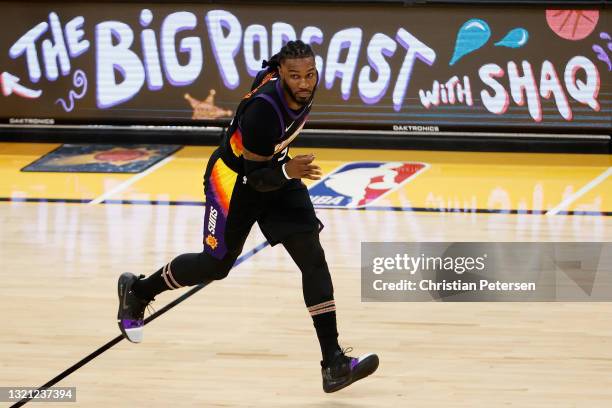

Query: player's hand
285,154,322,180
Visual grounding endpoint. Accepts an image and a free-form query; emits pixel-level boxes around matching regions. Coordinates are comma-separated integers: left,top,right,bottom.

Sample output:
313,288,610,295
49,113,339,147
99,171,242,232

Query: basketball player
117,40,378,393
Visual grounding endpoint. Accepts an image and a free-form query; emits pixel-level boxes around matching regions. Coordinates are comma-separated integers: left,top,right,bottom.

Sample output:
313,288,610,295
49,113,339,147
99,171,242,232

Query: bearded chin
282,79,308,107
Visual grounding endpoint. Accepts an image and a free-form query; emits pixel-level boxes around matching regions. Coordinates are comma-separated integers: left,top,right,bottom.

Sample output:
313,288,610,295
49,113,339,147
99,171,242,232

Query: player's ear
277,62,285,79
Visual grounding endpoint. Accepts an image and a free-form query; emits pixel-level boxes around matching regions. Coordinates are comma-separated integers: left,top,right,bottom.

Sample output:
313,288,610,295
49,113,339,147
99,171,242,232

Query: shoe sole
324,354,380,393
117,272,140,343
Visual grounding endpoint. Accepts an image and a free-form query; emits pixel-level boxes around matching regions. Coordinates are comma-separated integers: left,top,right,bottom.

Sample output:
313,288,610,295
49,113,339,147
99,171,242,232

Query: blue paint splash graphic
495,28,529,48
449,19,491,66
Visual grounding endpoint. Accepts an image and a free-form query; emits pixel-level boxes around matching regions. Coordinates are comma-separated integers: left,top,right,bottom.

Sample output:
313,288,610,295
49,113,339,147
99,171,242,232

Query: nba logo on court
309,162,429,208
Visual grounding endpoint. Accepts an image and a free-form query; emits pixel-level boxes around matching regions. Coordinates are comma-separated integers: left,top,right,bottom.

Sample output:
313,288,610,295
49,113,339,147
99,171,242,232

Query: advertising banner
0,2,610,133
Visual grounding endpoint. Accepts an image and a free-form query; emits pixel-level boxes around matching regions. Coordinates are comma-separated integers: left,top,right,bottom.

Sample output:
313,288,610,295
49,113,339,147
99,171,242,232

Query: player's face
279,57,317,107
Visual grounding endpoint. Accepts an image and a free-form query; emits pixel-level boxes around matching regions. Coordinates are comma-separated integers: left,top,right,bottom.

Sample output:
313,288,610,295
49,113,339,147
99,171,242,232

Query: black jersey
218,70,313,173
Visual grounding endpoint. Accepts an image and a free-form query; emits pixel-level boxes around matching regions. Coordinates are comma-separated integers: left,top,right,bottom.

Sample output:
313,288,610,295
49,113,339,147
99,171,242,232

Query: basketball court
1,142,610,407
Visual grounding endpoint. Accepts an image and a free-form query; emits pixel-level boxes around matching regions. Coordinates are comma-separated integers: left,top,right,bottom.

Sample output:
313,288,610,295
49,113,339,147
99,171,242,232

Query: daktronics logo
9,117,55,124
207,206,218,235
393,125,439,132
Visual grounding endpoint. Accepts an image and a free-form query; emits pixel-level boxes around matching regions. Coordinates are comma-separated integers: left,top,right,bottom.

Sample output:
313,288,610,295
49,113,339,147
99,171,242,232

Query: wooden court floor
0,142,611,407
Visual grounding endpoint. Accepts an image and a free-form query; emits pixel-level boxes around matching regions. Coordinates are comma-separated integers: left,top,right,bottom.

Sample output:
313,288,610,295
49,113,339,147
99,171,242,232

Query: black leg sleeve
132,250,240,301
282,231,334,306
282,231,340,364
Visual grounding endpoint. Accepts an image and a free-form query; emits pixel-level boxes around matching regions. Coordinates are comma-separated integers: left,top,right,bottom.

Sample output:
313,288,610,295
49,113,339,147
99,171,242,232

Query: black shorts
202,149,322,260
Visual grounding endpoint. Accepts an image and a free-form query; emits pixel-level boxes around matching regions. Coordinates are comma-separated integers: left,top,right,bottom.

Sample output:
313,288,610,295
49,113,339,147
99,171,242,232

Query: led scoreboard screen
0,2,610,133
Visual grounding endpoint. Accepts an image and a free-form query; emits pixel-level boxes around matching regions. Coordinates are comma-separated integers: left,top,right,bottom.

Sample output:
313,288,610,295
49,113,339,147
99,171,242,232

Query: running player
117,40,378,393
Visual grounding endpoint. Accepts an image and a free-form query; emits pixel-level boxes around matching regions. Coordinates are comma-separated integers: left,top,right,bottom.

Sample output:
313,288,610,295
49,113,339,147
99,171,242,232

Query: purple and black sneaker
321,347,379,393
117,272,150,343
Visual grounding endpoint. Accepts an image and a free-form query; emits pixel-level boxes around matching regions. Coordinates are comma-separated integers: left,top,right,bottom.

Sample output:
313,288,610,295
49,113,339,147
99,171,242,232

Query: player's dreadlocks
262,40,315,71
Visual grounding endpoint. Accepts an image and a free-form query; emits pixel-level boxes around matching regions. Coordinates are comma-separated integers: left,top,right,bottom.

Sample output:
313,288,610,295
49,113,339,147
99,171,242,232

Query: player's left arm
244,149,321,192
241,99,320,192
243,148,289,192
241,100,289,192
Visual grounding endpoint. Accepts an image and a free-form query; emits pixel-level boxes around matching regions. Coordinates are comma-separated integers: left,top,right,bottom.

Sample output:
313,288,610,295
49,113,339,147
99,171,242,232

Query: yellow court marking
1,142,610,213
292,148,612,212
0,142,137,200
108,146,215,202
382,161,610,212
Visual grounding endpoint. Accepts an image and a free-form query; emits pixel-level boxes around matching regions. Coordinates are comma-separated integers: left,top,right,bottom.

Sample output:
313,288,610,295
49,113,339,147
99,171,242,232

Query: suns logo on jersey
207,207,218,234
205,234,218,250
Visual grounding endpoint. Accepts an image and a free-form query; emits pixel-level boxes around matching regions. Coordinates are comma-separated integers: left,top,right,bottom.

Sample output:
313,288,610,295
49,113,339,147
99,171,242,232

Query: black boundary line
9,241,270,408
0,197,610,217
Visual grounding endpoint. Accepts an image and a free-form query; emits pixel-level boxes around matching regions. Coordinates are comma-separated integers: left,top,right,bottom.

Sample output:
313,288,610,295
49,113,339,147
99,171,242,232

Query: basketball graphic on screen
545,10,599,41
